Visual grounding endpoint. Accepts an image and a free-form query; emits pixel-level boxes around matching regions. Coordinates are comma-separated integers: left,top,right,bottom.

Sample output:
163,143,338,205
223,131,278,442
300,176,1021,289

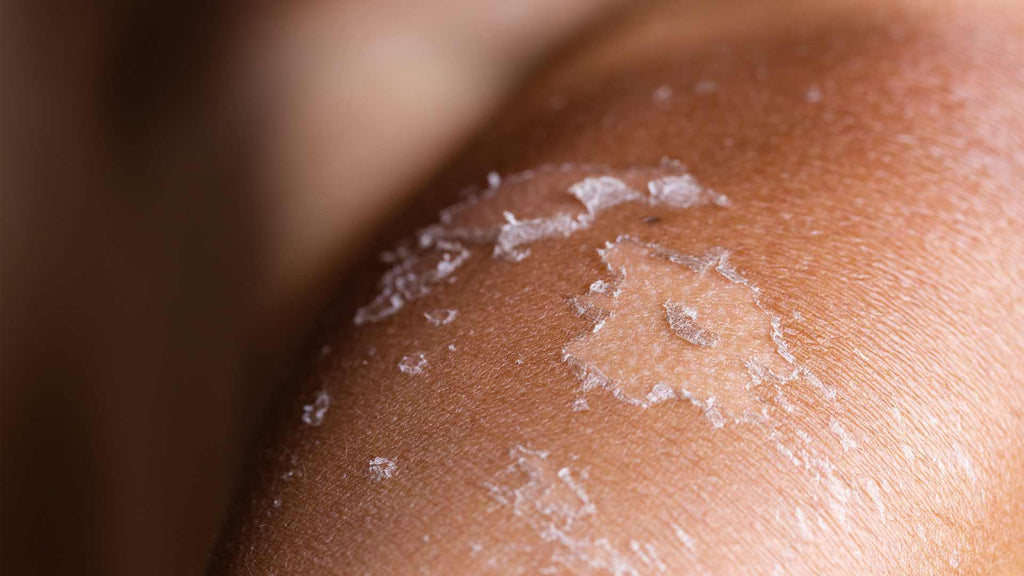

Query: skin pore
210,0,1024,574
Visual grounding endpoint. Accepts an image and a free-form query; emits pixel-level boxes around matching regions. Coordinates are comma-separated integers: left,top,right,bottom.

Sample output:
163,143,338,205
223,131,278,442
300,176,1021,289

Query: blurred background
1,0,625,573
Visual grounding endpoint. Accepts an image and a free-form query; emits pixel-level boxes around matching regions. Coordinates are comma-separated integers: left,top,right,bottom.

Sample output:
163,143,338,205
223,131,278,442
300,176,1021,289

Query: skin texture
211,0,1023,574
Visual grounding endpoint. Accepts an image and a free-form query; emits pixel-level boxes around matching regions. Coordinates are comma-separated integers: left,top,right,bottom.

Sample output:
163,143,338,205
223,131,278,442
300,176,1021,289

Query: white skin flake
828,475,851,527
953,442,978,483
398,352,428,376
301,389,330,427
354,238,470,325
795,507,813,541
568,176,641,216
647,175,730,209
563,235,858,491
829,418,858,451
948,549,961,569
805,85,823,104
645,382,677,406
652,85,673,104
647,175,703,208
901,443,915,462
664,301,720,347
368,457,397,482
493,211,587,261
354,160,729,324
484,446,641,575
864,478,886,521
487,171,502,189
671,524,696,554
630,540,667,572
424,308,458,326
564,237,829,422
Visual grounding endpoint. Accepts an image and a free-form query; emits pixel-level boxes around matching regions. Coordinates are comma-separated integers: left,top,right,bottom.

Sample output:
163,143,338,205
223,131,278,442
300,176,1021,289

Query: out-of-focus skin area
3,0,1022,575
1,0,619,574
209,0,1024,574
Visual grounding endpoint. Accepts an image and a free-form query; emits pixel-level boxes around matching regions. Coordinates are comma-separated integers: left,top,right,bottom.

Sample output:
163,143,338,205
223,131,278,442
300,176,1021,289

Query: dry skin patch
352,159,727,326
564,238,815,423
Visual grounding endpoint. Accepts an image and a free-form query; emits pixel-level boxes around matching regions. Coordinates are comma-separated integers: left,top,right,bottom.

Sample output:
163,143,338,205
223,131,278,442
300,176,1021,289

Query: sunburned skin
353,159,724,325
481,446,645,575
209,1,1024,574
316,159,868,574
564,238,818,418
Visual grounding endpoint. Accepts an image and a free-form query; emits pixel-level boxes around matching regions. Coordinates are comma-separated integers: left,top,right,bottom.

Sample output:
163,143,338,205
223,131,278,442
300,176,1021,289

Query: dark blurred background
1,0,621,573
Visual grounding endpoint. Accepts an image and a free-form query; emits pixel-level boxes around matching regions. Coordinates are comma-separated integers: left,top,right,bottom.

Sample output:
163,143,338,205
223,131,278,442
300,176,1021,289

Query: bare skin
210,0,1024,574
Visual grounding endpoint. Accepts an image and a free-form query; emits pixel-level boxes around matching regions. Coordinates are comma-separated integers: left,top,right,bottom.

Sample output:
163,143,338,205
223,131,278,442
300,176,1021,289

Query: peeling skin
482,446,650,576
564,237,806,419
368,457,398,482
424,308,458,326
212,4,1024,575
398,352,428,375
300,389,330,427
353,159,727,324
664,301,720,347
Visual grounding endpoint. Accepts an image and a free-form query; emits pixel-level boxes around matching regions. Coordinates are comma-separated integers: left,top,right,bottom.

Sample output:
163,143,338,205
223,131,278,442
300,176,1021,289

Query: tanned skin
210,1,1024,574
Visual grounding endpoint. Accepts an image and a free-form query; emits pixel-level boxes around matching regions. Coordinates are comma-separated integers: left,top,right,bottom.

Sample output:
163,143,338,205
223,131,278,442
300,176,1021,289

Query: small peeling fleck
805,85,823,104
301,389,330,427
864,478,886,520
795,507,813,541
665,301,720,347
648,175,729,209
948,549,961,568
493,211,582,262
424,308,458,326
369,457,398,482
901,443,915,462
830,418,858,451
645,382,677,405
652,85,673,105
568,176,640,216
671,524,697,553
483,446,638,573
487,171,502,189
398,353,428,376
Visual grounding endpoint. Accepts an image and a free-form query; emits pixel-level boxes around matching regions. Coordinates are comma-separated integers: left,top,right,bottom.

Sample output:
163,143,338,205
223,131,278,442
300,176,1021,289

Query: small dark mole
643,216,661,224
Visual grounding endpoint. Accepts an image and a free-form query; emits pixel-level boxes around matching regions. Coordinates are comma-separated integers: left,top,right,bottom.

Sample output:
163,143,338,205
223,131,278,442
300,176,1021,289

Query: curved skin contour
210,1,1024,574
